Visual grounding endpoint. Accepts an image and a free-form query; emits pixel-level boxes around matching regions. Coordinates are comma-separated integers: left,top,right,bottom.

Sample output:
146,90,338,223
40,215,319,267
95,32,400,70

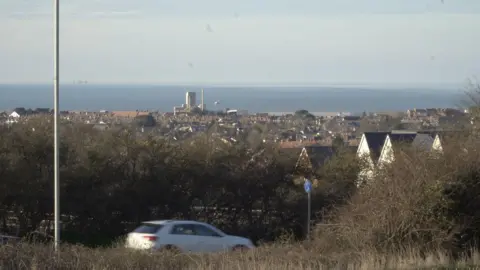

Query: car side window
193,224,221,237
170,224,196,236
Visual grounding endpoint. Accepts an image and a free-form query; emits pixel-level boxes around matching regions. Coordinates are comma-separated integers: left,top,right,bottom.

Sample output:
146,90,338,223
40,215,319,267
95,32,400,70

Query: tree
294,109,315,120
332,136,345,150
464,79,480,130
0,116,335,245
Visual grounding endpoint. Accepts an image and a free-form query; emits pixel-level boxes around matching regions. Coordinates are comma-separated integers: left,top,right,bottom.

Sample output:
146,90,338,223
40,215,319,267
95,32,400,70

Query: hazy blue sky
1,0,479,85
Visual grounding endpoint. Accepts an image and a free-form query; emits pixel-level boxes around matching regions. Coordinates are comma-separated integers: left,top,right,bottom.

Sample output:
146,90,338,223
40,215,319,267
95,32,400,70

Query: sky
1,0,480,85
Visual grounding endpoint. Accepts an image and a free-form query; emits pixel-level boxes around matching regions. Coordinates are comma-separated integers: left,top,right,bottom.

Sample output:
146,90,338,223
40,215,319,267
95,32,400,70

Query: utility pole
53,0,61,251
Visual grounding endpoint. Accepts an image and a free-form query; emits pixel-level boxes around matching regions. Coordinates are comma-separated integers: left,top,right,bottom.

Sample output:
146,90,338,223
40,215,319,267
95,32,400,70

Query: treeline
0,117,357,246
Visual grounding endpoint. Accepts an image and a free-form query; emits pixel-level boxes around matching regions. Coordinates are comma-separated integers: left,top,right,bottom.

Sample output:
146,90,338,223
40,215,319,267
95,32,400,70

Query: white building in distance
186,92,196,109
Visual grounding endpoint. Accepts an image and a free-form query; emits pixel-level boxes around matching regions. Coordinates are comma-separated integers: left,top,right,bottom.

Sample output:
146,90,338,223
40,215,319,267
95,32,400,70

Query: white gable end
432,135,443,153
357,133,375,186
357,134,371,159
378,135,394,166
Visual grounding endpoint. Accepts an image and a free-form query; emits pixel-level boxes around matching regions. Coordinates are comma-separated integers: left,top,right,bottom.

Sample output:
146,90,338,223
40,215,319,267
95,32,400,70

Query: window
170,224,196,235
133,223,164,234
193,224,222,237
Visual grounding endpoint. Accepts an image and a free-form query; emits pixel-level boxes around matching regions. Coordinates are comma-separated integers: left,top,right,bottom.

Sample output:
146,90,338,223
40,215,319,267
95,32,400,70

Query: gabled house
412,133,435,151
431,131,466,154
357,132,390,164
9,111,20,118
295,145,334,176
11,107,27,117
377,131,443,166
356,132,391,185
378,133,418,166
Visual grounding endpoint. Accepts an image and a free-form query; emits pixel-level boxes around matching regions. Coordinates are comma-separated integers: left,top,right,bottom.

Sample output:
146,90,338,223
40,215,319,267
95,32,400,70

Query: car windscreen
133,223,164,234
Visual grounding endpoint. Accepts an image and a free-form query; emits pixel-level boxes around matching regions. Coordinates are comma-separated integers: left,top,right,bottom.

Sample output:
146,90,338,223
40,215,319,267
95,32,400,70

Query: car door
192,224,226,252
167,224,200,252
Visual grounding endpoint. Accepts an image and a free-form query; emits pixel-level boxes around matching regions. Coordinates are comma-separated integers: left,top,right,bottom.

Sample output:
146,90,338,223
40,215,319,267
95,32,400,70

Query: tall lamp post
53,0,60,250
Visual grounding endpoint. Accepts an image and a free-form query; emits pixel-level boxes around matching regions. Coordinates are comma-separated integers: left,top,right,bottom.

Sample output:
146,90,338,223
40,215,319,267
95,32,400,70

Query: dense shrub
315,131,480,256
0,118,357,246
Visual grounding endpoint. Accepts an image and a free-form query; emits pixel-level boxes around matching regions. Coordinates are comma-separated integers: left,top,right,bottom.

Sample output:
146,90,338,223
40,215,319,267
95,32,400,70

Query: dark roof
304,146,334,170
388,133,417,145
402,131,463,142
12,107,27,115
363,132,391,160
412,133,435,150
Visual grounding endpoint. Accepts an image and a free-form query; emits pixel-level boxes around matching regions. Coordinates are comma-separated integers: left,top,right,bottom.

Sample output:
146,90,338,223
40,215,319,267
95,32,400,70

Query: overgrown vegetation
0,117,357,246
316,131,480,257
3,98,480,268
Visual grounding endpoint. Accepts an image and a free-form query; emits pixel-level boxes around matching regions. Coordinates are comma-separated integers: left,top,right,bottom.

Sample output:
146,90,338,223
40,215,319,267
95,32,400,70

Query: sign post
304,178,312,240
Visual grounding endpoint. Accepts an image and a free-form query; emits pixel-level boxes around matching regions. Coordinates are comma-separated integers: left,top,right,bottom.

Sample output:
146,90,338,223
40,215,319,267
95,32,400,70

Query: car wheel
231,245,248,252
160,245,181,254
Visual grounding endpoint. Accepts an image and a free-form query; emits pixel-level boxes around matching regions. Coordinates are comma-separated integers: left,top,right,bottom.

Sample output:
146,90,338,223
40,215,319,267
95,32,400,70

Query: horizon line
0,81,466,88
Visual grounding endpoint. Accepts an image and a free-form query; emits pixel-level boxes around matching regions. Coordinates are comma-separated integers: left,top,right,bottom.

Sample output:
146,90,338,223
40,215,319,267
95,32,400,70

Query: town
1,90,470,148
0,89,472,190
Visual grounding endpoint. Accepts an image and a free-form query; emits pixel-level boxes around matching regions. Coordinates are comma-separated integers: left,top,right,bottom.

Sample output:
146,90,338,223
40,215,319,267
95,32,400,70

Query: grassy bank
0,243,479,269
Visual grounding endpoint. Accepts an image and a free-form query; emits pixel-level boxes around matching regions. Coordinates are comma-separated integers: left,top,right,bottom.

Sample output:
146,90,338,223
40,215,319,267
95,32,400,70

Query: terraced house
357,131,445,185
356,132,390,185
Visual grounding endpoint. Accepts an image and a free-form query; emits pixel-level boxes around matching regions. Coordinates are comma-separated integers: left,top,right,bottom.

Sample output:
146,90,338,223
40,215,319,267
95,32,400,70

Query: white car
125,220,255,253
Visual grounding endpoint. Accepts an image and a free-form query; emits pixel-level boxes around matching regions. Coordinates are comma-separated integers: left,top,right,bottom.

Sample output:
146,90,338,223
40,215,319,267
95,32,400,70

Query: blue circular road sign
304,179,312,193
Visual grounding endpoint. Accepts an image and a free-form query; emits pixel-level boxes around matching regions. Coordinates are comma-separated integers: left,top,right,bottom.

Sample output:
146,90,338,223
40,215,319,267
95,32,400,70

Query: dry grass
0,243,479,270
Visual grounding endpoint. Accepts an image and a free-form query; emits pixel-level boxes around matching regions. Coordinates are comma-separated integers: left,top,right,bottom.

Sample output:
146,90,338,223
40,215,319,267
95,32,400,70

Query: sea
0,84,466,114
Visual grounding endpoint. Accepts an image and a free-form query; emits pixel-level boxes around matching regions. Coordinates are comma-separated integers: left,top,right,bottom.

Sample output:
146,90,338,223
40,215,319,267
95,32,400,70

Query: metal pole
307,192,311,240
53,0,60,251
